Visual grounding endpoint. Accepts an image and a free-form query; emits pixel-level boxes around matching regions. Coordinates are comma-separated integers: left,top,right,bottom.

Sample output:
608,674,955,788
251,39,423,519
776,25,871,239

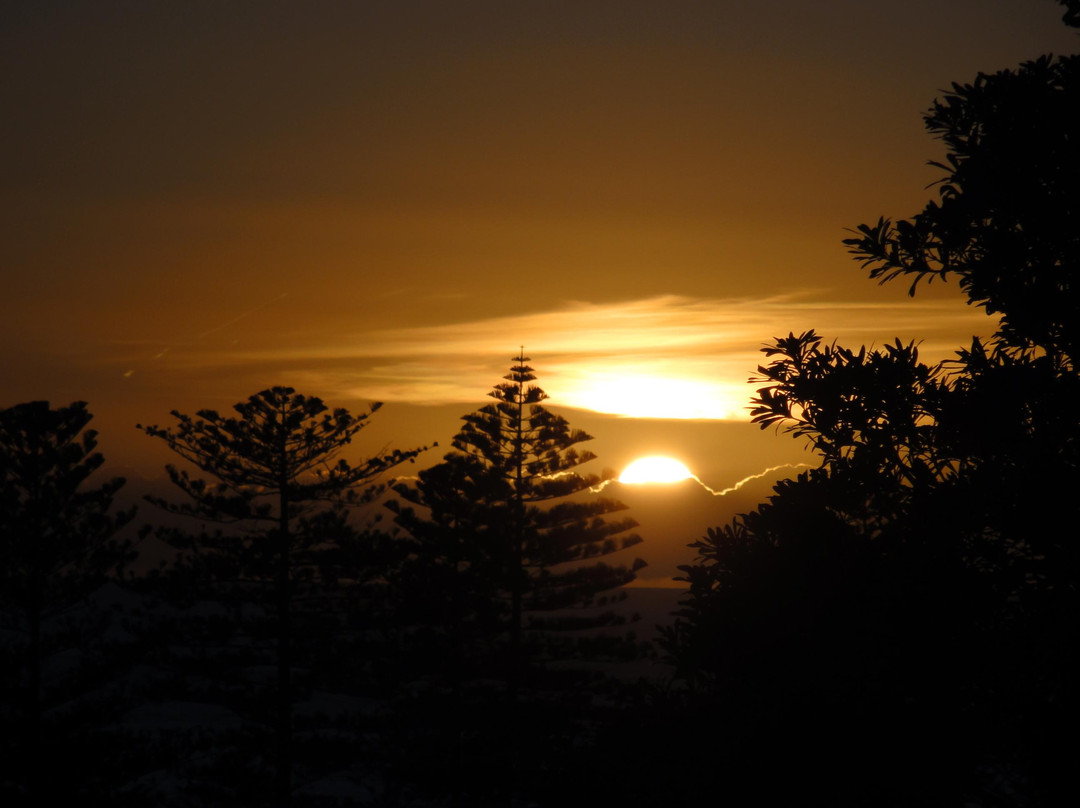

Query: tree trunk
509,384,525,702
27,574,43,801
276,480,292,807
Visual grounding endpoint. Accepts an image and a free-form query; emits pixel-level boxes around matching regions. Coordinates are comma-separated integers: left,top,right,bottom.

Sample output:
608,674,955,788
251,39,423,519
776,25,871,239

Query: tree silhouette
391,352,645,699
383,353,646,805
0,400,135,800
139,386,423,807
664,11,1080,804
846,54,1080,363
841,32,1080,615
385,452,506,689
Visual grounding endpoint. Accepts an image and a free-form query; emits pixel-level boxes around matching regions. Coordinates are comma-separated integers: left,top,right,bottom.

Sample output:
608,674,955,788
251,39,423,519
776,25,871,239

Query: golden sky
2,1,1076,581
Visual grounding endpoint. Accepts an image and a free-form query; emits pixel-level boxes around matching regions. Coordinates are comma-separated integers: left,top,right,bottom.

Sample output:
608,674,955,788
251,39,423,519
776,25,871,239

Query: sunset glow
0,1,1074,801
201,295,994,421
619,456,694,484
564,373,739,420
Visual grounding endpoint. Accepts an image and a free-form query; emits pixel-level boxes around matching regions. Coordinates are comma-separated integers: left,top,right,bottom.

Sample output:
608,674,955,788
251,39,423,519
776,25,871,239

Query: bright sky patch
619,456,694,484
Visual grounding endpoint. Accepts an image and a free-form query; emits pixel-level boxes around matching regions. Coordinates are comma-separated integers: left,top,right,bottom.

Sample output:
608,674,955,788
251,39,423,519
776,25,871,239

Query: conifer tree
392,352,645,698
139,386,424,807
385,452,505,688
0,400,135,800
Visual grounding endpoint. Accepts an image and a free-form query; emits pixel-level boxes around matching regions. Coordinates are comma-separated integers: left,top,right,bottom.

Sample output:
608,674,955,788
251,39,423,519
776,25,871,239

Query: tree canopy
662,15,1080,805
391,352,644,696
1,400,134,604
846,53,1080,363
139,386,424,806
0,400,135,801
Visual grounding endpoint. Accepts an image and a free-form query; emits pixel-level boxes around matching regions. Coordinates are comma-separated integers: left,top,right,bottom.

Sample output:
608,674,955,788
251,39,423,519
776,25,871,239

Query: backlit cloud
127,293,995,420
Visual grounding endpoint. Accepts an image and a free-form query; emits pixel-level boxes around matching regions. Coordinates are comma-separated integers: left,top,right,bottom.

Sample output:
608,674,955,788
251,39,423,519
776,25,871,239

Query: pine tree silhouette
0,401,135,801
139,387,423,807
392,351,645,698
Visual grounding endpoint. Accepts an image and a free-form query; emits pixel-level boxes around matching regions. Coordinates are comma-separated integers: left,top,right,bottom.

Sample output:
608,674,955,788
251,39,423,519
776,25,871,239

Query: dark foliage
138,387,425,806
0,401,136,802
0,400,135,610
389,351,645,702
845,53,1080,364
663,21,1080,808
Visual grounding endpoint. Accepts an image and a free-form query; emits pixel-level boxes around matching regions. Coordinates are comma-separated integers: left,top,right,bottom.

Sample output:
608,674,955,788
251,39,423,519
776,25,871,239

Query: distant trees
0,400,135,800
663,12,1080,805
139,387,423,807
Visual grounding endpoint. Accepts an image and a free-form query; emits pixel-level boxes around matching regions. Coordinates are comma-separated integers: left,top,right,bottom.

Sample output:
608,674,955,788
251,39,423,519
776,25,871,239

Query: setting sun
619,456,694,484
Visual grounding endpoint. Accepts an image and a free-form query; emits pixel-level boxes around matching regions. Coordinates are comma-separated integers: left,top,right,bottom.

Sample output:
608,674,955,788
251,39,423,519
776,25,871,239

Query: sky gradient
3,1,1076,581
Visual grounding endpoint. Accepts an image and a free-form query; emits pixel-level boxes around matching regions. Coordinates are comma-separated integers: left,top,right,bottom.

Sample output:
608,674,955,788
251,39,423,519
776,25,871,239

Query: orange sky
3,1,1076,583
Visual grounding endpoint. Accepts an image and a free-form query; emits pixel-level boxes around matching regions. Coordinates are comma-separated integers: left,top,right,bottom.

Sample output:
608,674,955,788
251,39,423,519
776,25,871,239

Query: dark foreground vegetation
3,4,1079,805
1,356,650,807
660,5,1080,804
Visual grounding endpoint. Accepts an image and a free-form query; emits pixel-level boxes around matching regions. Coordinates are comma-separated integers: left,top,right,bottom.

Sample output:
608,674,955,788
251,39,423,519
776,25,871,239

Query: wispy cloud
132,293,995,419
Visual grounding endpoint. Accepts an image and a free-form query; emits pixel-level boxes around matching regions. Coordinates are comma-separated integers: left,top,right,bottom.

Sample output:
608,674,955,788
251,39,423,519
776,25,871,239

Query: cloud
129,292,996,419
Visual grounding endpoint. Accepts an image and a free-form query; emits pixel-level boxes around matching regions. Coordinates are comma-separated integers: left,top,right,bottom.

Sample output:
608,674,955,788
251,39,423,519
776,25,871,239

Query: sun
619,456,694,484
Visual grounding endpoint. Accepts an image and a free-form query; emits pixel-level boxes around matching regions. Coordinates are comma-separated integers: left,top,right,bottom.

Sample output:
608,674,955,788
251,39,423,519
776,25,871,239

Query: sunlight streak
591,461,812,495
698,462,813,496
